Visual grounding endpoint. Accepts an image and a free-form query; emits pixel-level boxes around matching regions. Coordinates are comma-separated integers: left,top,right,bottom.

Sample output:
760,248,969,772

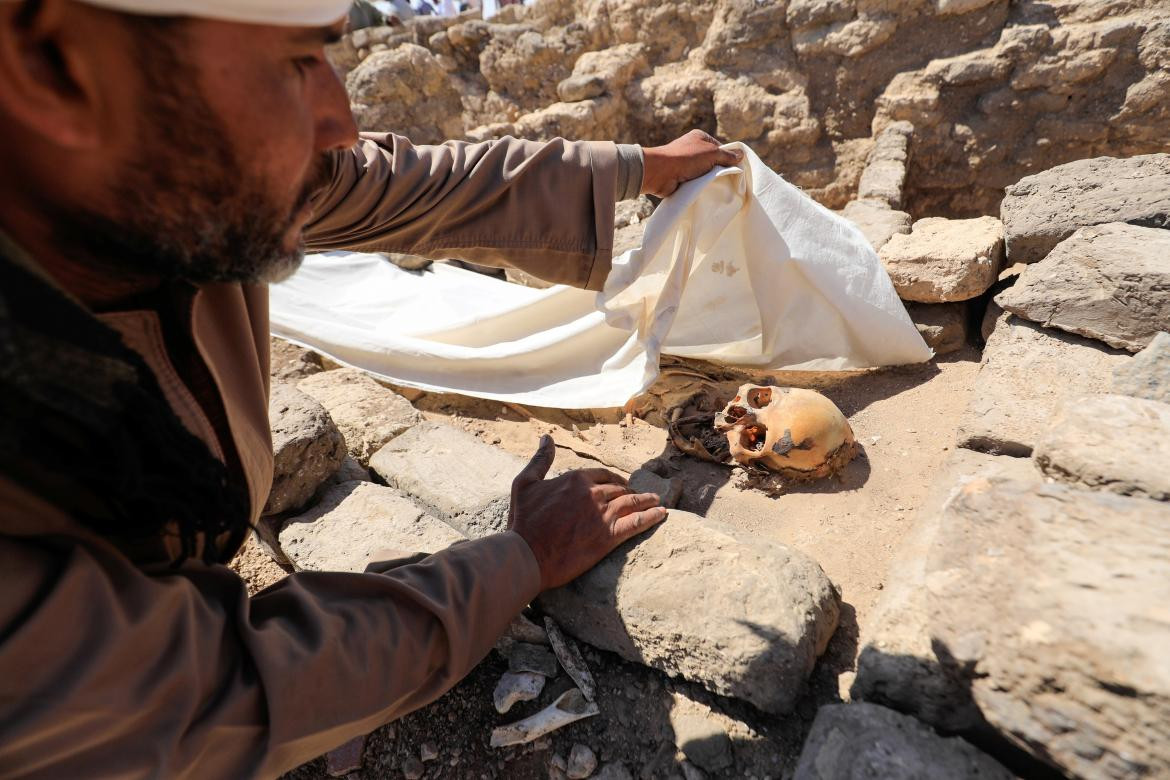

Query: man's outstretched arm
304,130,740,290
0,438,664,779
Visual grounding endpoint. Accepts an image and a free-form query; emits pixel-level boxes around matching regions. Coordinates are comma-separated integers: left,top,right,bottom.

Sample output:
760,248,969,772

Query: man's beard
51,26,331,286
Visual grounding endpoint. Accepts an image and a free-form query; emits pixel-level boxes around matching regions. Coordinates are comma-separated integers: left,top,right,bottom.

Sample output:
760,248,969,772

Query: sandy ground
233,345,984,779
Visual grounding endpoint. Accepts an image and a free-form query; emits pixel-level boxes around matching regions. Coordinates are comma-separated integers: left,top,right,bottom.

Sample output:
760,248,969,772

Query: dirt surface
233,345,983,779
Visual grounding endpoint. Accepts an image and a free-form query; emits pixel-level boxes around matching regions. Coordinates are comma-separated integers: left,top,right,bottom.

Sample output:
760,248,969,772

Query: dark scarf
0,238,250,564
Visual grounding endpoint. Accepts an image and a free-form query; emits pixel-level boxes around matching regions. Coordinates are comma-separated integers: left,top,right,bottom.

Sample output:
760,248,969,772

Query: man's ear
0,0,109,149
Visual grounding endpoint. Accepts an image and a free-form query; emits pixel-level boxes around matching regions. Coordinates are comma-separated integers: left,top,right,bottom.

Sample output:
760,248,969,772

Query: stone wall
327,0,1170,215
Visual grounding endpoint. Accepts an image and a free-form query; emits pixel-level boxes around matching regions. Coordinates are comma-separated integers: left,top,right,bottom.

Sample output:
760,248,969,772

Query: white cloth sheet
271,143,931,408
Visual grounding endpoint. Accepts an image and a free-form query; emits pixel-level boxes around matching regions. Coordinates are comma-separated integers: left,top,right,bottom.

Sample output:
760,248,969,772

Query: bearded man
0,0,741,776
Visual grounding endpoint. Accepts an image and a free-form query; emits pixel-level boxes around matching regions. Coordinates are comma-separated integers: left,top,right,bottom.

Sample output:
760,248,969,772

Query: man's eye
293,55,321,73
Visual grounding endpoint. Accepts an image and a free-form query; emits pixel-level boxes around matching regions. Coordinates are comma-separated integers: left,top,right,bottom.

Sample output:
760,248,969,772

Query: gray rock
793,703,1012,779
904,302,967,356
856,121,912,209
956,315,1128,457
505,642,559,677
493,671,545,714
557,74,607,102
324,735,364,777
567,744,598,779
538,509,840,714
402,755,424,780
1114,331,1170,403
628,468,683,508
369,422,525,519
297,368,421,465
279,481,463,572
852,449,1039,732
879,216,1003,303
1033,394,1170,501
927,480,1170,779
1000,153,1170,264
979,299,1003,343
841,199,911,252
595,763,633,780
996,223,1170,353
264,383,346,516
669,694,734,773
419,742,438,762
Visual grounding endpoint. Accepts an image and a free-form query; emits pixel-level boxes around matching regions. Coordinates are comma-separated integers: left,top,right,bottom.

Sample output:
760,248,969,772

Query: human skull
714,384,857,479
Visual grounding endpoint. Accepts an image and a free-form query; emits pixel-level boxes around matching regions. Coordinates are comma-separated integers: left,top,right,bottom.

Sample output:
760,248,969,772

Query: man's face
65,15,357,285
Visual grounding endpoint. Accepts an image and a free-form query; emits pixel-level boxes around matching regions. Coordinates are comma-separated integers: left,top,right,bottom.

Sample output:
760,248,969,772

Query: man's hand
508,435,668,591
640,129,744,198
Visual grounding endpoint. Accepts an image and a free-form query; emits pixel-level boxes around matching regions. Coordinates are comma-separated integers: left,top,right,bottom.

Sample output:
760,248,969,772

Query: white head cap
41,0,352,25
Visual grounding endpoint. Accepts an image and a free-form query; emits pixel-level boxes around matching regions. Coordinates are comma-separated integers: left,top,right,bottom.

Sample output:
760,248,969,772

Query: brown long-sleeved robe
0,134,633,779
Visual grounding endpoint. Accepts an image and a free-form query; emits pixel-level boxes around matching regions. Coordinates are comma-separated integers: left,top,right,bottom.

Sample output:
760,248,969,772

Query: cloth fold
271,144,931,408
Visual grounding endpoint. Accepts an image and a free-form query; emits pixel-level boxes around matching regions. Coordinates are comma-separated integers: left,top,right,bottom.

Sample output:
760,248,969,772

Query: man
0,1,740,776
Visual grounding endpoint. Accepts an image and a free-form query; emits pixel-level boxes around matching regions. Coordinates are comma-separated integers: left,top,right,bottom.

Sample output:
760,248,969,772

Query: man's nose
314,64,359,152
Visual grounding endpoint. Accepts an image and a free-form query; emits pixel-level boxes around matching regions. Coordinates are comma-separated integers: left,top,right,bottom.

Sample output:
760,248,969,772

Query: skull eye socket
725,405,748,423
740,423,767,452
746,388,772,408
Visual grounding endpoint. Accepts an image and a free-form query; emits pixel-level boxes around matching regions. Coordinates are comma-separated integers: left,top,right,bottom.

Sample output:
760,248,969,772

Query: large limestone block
263,383,346,516
879,217,1003,303
1114,331,1170,403
852,449,1039,732
279,481,464,572
297,368,421,465
1033,394,1170,501
793,703,1012,780
996,223,1170,352
369,422,525,518
840,199,911,252
956,315,1128,457
1000,153,1170,264
927,480,1170,779
534,510,840,715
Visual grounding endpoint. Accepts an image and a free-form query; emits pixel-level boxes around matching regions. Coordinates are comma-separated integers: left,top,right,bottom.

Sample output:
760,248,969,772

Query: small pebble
402,756,424,780
568,744,598,779
420,742,438,762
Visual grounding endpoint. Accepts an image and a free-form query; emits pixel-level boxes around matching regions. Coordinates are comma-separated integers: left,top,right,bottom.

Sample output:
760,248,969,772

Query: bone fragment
505,642,559,677
544,617,597,702
490,689,600,748
505,613,550,645
493,671,546,714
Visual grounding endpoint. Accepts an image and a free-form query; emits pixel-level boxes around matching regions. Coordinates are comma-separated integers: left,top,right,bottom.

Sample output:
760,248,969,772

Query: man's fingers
594,483,632,503
576,467,628,487
512,434,556,490
606,491,661,518
611,506,669,539
716,146,744,166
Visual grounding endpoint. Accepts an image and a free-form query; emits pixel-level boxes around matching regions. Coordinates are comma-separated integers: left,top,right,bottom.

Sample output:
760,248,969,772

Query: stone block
956,315,1128,457
996,223,1170,353
557,74,607,102
926,480,1170,778
856,121,912,209
879,217,1004,303
794,703,1012,779
537,510,840,715
368,422,525,518
1033,394,1170,501
264,383,346,516
628,468,683,508
852,449,1039,732
269,336,324,383
297,368,421,465
905,302,967,356
840,199,911,252
279,481,463,572
1000,153,1170,264
1113,331,1170,403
